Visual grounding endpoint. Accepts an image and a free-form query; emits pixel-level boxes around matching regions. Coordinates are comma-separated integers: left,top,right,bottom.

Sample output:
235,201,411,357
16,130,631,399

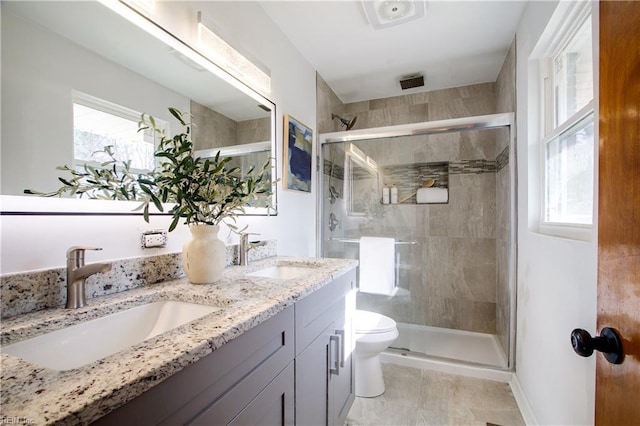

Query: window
72,92,165,173
545,114,594,224
541,7,594,231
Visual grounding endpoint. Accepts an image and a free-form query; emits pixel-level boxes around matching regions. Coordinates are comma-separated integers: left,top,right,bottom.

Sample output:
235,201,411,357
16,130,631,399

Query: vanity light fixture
348,143,367,163
97,0,269,106
366,157,378,171
348,143,378,172
197,12,271,93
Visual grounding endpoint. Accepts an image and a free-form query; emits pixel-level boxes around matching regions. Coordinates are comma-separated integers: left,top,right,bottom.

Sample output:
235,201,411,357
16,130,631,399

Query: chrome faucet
239,233,266,266
66,246,112,309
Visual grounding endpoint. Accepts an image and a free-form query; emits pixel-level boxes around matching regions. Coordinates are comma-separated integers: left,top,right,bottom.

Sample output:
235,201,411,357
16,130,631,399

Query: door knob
571,327,624,364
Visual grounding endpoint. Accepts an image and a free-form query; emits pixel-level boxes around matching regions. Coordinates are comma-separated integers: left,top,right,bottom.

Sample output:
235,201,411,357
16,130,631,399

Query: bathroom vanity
295,270,355,425
0,257,357,425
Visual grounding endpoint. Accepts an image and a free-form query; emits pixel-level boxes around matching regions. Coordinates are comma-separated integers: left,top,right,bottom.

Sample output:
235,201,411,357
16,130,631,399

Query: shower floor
391,323,508,369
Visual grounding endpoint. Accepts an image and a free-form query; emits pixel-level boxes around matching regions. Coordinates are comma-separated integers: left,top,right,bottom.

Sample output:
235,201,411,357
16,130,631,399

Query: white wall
515,2,597,424
146,1,318,257
0,1,317,273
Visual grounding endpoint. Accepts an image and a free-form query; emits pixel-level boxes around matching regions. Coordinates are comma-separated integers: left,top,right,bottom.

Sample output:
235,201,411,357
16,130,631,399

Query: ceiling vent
399,74,424,90
362,0,426,30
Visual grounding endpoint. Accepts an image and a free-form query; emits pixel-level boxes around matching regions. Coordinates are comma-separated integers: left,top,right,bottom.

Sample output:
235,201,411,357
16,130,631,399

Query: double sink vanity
1,1,357,423
1,256,357,425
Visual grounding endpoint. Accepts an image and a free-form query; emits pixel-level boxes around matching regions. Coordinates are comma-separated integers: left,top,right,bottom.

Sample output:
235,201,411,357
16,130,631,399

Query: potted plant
26,107,272,283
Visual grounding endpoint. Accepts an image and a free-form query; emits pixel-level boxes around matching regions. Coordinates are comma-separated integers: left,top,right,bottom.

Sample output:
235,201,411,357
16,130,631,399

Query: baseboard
509,375,538,425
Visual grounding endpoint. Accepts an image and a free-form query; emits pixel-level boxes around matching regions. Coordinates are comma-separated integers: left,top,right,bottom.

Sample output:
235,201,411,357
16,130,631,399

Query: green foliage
23,145,146,201
25,107,272,232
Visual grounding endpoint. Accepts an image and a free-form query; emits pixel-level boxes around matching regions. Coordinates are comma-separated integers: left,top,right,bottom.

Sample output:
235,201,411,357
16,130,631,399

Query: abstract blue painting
283,115,313,192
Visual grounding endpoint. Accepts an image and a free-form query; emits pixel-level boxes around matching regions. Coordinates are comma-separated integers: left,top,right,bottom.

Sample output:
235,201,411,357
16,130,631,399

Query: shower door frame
316,113,518,371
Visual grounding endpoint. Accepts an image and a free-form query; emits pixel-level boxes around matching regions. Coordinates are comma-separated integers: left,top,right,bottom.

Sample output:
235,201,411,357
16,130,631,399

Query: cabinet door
189,362,294,426
201,363,294,426
329,303,355,426
295,287,356,426
295,270,355,355
295,322,335,426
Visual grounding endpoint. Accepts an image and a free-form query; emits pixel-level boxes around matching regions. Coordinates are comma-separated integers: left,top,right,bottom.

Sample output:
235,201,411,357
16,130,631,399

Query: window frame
72,91,166,175
537,2,595,240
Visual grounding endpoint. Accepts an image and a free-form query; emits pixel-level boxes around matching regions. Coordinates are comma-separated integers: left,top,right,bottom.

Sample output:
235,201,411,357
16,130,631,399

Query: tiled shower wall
317,75,346,134
190,100,271,150
334,129,503,334
317,38,515,338
495,38,516,355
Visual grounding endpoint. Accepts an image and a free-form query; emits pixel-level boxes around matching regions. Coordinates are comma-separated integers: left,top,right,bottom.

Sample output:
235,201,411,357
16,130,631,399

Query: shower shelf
328,238,417,245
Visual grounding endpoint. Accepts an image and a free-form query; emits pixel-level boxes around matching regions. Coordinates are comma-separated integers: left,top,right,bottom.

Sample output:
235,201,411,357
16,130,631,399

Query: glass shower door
319,120,514,371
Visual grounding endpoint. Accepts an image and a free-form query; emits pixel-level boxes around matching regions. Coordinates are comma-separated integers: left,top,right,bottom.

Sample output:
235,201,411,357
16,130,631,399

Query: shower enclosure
318,114,516,370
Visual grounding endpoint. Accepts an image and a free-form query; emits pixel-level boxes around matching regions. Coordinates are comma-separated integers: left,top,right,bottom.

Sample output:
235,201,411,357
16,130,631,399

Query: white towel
359,237,395,295
416,187,448,204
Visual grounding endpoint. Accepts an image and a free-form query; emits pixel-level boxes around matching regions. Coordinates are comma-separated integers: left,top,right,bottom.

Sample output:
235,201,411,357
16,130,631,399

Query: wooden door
596,1,640,424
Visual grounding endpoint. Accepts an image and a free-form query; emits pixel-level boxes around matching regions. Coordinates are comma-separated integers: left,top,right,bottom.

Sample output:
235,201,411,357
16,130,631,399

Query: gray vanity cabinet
294,270,356,426
94,269,356,426
95,305,294,426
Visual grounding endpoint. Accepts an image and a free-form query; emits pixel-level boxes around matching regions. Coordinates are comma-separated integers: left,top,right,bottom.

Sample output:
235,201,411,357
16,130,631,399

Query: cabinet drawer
295,270,355,355
96,306,294,425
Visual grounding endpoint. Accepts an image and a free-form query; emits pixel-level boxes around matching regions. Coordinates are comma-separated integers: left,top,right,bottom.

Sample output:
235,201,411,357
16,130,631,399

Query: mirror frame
0,0,278,217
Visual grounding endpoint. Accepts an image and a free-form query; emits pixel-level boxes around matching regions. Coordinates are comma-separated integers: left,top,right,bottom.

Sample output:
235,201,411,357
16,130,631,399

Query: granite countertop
0,256,358,425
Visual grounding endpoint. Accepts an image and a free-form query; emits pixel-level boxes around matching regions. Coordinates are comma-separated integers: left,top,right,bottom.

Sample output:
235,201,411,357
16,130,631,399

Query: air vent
362,0,426,30
399,74,424,90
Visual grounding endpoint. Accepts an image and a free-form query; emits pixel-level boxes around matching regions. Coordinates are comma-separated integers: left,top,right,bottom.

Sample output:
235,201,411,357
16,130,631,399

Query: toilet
353,309,398,398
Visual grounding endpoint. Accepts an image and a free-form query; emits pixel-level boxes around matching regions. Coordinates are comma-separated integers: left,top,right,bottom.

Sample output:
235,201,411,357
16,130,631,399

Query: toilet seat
354,310,397,334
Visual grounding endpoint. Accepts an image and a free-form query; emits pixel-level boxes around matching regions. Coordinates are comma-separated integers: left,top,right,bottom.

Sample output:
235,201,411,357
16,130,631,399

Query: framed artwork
283,114,313,192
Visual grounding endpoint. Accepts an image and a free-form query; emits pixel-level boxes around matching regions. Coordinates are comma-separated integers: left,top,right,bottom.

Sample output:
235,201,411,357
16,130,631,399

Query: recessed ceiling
259,1,526,103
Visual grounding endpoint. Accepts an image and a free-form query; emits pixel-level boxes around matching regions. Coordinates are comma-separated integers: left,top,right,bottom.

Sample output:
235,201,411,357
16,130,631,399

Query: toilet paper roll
416,187,448,204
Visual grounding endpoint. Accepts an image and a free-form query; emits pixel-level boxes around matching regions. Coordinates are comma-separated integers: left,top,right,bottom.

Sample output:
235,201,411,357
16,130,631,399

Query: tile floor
346,363,525,426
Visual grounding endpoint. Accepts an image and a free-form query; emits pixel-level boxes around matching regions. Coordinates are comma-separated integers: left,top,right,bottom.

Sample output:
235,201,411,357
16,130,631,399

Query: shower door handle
329,334,340,375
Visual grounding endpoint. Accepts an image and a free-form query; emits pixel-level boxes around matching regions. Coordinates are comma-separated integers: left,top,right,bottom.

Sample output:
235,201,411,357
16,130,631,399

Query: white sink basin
2,300,219,371
246,265,314,280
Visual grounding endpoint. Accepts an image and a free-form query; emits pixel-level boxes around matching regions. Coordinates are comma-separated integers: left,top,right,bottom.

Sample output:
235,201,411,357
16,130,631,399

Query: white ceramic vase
182,224,226,284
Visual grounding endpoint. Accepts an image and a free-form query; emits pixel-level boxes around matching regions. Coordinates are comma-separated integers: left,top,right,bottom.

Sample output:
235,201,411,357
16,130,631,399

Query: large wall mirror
1,1,277,215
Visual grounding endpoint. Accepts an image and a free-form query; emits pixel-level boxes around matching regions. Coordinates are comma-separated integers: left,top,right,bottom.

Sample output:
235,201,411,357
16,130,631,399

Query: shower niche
379,161,449,205
319,114,515,371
